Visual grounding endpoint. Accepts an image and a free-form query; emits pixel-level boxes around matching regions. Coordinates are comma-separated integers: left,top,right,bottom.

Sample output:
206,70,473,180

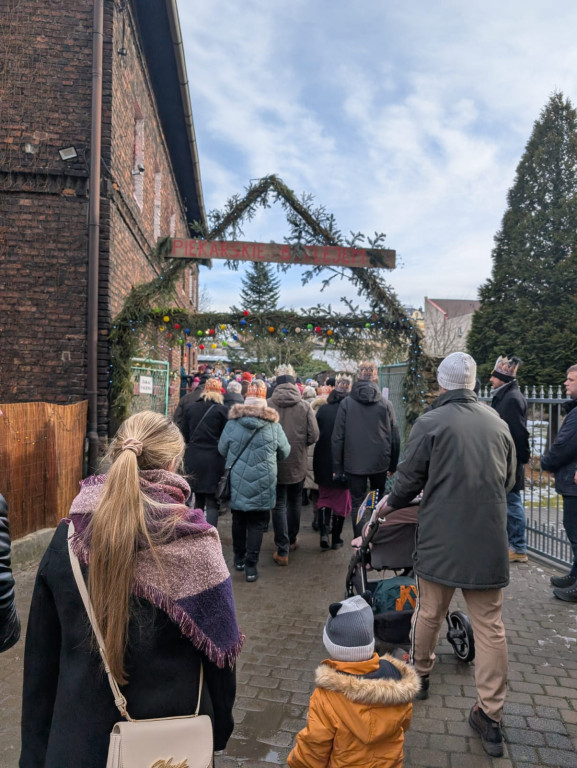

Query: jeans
347,472,387,537
272,481,304,556
506,490,527,554
231,509,269,567
195,493,219,528
562,496,577,569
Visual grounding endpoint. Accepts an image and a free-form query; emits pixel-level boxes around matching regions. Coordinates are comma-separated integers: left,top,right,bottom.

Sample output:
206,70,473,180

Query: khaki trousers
411,576,508,721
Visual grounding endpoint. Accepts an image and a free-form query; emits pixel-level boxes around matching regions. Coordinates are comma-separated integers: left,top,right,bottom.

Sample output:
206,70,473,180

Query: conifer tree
236,262,281,313
468,92,577,385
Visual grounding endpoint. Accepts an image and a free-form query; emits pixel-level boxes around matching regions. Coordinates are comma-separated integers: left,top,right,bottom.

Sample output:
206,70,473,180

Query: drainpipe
87,0,104,474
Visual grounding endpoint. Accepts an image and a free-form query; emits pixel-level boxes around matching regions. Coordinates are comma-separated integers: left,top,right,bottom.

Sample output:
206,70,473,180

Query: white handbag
67,522,214,768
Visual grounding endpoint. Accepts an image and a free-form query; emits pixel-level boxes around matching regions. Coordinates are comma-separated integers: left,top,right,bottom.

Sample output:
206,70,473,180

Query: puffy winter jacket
268,383,319,484
287,653,419,768
218,404,291,511
332,380,400,476
0,493,21,653
541,399,577,496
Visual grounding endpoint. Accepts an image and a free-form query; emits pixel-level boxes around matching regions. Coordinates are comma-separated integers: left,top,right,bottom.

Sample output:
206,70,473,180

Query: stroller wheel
446,610,475,663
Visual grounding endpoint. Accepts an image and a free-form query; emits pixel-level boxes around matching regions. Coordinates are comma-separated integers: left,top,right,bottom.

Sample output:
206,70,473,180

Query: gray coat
218,404,291,511
388,389,516,590
267,384,320,485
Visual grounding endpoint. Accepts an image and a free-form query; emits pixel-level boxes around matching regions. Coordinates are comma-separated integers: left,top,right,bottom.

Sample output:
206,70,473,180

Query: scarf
68,469,244,669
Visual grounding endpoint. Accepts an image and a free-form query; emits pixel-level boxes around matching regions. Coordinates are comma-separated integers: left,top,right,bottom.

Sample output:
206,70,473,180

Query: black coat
0,493,20,653
332,381,400,476
313,390,348,486
223,391,244,410
20,522,236,768
176,397,229,494
541,399,577,496
491,380,530,493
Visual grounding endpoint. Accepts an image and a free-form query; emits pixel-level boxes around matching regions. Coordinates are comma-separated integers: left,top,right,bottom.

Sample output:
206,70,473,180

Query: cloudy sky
179,1,577,313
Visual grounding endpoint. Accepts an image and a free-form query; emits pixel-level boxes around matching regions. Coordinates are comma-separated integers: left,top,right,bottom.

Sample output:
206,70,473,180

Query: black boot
312,507,320,531
319,507,331,549
331,515,345,549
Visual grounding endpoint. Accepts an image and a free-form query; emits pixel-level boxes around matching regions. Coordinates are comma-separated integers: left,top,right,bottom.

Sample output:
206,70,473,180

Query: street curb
12,528,55,568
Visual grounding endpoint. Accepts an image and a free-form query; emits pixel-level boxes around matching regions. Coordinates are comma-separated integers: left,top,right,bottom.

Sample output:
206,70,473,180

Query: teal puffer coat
218,403,291,511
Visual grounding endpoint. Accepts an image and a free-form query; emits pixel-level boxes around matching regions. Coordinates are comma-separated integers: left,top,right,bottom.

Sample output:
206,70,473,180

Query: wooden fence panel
0,401,87,539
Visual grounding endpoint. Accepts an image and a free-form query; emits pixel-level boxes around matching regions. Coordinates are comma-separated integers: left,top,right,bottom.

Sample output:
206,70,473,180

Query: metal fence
130,359,170,416
478,384,572,567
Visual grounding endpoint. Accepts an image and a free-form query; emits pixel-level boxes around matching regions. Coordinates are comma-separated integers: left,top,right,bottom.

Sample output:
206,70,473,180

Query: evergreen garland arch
109,175,434,426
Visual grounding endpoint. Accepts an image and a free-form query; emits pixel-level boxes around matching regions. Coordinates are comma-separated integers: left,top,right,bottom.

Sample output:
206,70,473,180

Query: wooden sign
170,239,395,269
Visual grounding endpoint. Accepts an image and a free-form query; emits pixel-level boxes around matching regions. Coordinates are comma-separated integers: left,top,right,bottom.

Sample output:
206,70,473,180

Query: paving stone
536,747,577,767
504,727,545,746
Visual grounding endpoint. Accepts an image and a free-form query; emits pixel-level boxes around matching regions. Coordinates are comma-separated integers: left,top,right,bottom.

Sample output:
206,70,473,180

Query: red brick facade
0,0,200,433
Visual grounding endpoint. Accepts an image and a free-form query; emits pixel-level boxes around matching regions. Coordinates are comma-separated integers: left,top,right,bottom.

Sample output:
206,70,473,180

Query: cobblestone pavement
2,509,577,768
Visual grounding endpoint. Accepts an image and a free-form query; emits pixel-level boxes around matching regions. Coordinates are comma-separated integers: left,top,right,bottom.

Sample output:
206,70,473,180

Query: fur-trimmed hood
315,653,420,706
311,395,328,413
228,403,279,423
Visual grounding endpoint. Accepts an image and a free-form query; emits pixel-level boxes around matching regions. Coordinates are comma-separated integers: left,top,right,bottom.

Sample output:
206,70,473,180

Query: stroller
345,492,475,663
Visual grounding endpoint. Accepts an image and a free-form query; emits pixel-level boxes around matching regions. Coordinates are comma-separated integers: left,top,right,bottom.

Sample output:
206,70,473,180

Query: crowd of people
3,353,577,766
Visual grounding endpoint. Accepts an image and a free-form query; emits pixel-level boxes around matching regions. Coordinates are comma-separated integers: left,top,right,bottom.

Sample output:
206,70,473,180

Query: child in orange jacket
287,594,420,768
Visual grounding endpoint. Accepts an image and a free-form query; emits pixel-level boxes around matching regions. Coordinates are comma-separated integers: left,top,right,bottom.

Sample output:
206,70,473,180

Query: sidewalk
2,510,577,767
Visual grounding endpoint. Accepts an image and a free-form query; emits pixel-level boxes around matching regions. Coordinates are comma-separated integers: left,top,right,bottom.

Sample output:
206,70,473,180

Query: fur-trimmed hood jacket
288,653,419,768
218,404,290,511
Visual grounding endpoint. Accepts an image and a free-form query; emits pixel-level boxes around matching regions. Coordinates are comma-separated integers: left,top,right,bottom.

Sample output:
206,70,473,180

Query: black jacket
223,392,244,409
491,380,530,493
332,381,400,476
0,493,20,653
314,389,348,486
20,522,236,768
541,399,577,497
175,396,229,494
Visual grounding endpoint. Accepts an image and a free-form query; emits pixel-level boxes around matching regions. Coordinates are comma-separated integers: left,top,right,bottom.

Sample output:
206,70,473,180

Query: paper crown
492,355,521,380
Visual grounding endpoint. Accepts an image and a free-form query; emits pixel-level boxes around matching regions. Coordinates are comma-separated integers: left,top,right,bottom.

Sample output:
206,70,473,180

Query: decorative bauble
233,334,239,341
220,324,226,330
174,323,180,329
199,344,205,350
329,339,335,344
185,328,190,334
159,325,165,331
282,328,287,334
178,338,183,345
163,315,170,323
209,329,215,336
240,319,247,326
197,330,203,336
315,326,321,333
268,326,275,333
365,322,371,328
295,327,301,333
211,343,217,349
307,323,313,330
222,340,227,346
154,308,160,314
187,342,192,348
243,310,249,316
327,329,333,336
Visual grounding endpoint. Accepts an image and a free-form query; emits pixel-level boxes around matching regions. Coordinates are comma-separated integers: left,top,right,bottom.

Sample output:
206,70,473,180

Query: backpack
372,576,418,613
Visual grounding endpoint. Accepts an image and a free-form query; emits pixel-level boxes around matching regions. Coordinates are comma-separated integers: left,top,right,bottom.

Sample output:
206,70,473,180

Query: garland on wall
109,175,434,425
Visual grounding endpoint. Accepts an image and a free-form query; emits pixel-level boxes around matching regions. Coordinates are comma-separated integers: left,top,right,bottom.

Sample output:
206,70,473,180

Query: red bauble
174,323,180,329
209,329,215,335
199,344,205,350
243,310,250,316
315,326,322,333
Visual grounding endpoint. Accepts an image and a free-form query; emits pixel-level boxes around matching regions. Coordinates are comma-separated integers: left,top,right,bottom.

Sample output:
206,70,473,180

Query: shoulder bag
67,523,213,768
189,404,216,443
215,429,258,502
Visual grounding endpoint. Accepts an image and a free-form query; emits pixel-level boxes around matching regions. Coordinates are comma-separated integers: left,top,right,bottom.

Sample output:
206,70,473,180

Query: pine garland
109,176,434,426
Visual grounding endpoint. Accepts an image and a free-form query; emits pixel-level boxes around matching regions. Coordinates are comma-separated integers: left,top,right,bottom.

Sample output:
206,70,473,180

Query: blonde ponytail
87,411,185,684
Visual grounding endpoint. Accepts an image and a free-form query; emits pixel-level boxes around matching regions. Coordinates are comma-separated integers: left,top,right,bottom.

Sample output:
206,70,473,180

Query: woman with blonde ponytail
20,411,243,768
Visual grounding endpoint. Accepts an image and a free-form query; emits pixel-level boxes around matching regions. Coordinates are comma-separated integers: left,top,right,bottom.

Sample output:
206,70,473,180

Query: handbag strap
226,429,258,470
67,522,204,721
190,403,216,442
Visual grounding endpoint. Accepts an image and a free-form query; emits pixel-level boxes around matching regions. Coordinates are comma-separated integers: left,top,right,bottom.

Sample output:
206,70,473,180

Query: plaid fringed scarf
68,470,244,669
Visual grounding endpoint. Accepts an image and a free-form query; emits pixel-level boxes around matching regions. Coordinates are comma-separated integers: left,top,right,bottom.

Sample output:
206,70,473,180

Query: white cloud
179,0,577,312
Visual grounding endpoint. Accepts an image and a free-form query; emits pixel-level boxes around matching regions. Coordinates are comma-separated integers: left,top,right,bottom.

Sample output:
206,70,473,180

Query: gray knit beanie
437,352,477,391
322,595,375,662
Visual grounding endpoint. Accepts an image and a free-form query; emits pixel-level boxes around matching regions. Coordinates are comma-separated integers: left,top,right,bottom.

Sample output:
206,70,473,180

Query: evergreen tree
236,262,281,313
468,92,577,385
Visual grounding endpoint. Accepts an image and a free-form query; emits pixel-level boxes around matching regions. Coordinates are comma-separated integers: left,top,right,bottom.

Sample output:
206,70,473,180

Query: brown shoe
509,549,528,563
273,552,289,566
289,537,299,552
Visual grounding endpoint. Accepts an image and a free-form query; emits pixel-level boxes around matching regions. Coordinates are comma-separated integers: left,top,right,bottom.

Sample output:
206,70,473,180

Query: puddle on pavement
225,702,287,763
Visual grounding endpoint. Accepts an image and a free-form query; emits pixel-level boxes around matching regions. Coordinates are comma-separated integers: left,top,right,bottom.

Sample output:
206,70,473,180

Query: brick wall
0,0,198,427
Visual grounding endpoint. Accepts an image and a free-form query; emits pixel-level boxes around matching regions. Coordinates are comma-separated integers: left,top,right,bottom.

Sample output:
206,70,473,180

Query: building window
132,104,144,210
153,170,162,240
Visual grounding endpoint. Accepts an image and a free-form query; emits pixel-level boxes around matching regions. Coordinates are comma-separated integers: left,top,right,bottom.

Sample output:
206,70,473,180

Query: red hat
241,371,253,382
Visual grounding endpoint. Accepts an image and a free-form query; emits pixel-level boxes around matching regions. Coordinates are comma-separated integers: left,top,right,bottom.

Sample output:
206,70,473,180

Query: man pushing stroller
377,352,516,758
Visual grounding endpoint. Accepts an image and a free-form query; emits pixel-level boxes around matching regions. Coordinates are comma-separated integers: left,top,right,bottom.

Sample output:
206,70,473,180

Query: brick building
0,0,204,442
